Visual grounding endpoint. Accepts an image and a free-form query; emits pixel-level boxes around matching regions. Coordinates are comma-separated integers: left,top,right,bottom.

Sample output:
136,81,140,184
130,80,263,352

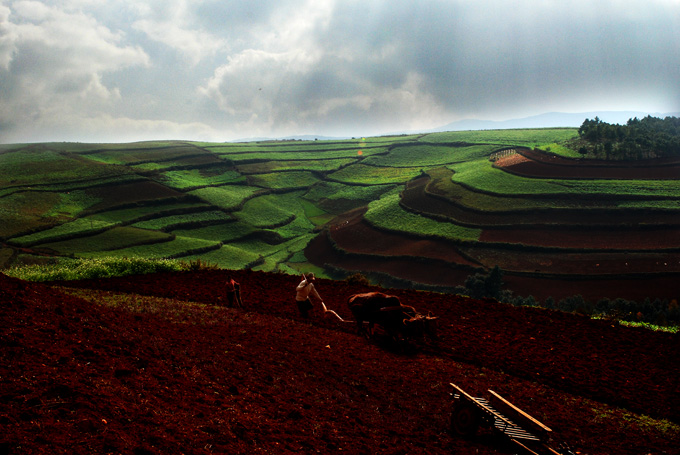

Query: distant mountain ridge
233,111,680,142
433,111,680,132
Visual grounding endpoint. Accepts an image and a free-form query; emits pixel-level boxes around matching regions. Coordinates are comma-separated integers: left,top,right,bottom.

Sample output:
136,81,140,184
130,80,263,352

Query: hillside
2,129,680,317
1,269,679,454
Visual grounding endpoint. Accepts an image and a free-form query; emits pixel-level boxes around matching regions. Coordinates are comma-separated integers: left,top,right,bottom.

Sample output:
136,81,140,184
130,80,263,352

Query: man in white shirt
295,273,322,319
295,273,345,321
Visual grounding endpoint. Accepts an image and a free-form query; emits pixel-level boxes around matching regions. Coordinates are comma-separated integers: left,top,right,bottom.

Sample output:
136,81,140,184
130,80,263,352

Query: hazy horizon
1,1,678,144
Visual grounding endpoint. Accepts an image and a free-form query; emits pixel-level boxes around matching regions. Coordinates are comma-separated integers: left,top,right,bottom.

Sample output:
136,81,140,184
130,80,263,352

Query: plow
449,383,576,455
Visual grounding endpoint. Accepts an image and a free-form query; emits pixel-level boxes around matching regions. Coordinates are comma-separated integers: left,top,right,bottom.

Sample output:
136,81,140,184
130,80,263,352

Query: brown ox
346,292,438,342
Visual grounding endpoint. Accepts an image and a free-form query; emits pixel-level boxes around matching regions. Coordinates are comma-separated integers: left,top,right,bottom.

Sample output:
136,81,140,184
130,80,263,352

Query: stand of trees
575,115,680,160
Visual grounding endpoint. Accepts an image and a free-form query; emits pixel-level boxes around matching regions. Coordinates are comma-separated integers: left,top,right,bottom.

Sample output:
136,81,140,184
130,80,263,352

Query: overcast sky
1,0,678,143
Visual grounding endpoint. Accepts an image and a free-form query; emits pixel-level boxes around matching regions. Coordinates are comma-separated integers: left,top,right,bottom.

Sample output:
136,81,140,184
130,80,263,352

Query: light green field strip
364,191,481,242
421,128,579,146
68,141,180,152
0,189,101,225
9,218,120,247
155,168,244,190
130,154,222,171
76,144,201,166
180,243,262,269
363,144,499,168
5,256,186,282
36,226,173,254
131,210,232,230
327,163,424,185
237,158,355,174
211,147,388,162
188,185,262,211
0,149,134,188
87,201,211,224
252,234,316,273
172,221,255,242
206,143,360,152
451,159,680,197
271,209,315,240
426,167,586,211
0,175,146,198
80,236,220,259
234,191,308,229
303,181,397,202
247,171,321,189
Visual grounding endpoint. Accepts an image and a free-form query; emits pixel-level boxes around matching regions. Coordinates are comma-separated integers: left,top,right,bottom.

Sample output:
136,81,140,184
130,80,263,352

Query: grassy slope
5,127,680,288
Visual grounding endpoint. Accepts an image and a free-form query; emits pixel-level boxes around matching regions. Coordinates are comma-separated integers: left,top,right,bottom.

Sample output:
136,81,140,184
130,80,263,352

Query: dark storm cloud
0,0,678,142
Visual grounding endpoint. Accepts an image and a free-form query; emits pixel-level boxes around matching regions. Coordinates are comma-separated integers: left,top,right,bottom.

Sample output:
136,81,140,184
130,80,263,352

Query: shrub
344,273,371,286
7,257,187,282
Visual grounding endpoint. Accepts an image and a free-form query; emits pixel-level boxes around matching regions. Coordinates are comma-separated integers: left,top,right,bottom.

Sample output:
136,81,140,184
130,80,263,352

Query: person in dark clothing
225,275,243,308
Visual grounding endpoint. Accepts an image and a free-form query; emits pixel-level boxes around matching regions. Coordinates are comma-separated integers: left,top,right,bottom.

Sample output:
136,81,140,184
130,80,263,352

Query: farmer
295,273,343,321
225,275,243,308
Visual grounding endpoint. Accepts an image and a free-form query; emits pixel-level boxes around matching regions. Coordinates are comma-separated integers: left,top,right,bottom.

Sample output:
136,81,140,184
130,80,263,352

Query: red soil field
2,270,678,454
495,149,680,180
479,226,680,250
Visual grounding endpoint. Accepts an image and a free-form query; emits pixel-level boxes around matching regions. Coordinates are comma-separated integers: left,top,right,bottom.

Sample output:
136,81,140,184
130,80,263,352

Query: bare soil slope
2,270,679,454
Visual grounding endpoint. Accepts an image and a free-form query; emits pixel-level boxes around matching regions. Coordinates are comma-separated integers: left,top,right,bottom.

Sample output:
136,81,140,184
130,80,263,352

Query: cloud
131,0,227,66
0,0,678,143
0,1,149,141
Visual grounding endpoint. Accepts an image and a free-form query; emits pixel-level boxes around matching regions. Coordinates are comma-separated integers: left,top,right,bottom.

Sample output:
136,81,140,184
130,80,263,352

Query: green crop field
237,158,355,174
9,217,119,247
364,191,481,242
172,221,254,243
4,126,680,316
155,167,244,190
328,163,424,185
421,128,579,146
247,171,320,189
36,226,173,254
234,191,307,229
450,159,680,198
80,236,220,260
131,210,233,231
363,144,498,167
188,185,263,211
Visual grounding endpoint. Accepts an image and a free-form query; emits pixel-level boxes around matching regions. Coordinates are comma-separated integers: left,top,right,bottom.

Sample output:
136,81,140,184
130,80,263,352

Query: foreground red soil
2,270,679,454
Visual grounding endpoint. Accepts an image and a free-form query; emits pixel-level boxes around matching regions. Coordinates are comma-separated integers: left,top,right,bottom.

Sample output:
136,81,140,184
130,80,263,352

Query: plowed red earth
495,150,680,180
2,270,679,454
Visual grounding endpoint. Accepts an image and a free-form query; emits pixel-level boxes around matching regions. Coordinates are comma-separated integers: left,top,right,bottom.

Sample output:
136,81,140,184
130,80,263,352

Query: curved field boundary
329,216,479,267
304,230,476,290
402,174,680,228
327,164,424,185
495,148,680,180
479,226,680,250
364,192,481,242
85,180,187,212
35,227,174,255
80,236,221,260
452,160,680,200
236,158,355,174
520,148,680,167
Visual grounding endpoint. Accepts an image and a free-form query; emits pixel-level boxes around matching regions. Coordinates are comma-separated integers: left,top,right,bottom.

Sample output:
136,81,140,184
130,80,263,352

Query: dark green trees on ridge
576,115,680,160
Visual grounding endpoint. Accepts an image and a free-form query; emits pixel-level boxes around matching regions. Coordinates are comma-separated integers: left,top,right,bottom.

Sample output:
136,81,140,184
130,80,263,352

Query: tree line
575,115,680,160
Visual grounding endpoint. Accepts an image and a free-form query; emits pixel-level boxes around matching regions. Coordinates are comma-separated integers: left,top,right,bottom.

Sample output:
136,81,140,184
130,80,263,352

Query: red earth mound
3,270,678,454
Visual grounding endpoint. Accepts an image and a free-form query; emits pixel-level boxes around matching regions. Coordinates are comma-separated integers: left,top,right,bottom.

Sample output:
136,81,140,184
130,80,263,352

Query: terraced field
2,130,679,308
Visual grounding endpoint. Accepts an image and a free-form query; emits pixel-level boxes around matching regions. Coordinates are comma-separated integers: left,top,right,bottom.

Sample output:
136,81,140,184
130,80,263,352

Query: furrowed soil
2,270,679,454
